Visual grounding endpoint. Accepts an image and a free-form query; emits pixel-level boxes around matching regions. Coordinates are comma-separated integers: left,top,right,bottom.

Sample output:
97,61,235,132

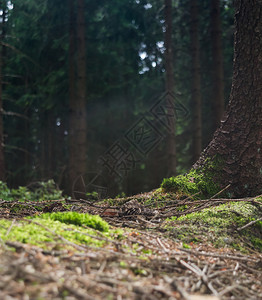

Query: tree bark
68,0,87,196
164,0,176,176
210,0,225,130
194,0,262,197
190,0,202,164
0,1,6,181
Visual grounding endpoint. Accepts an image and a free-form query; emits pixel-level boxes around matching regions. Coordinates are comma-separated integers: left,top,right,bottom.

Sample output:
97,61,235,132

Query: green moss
161,156,224,198
182,242,191,249
164,201,262,252
175,208,245,227
231,242,249,253
0,218,108,249
133,268,148,276
0,212,121,250
119,261,128,268
143,190,170,207
38,212,109,232
141,248,153,255
250,237,262,251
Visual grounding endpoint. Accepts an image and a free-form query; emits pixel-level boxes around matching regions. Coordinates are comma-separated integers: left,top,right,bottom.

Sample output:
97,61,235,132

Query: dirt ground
0,193,262,300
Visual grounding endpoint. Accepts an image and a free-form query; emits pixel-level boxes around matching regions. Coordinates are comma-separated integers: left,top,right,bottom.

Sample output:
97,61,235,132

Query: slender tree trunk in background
40,114,46,179
23,110,30,185
210,0,225,130
40,112,54,180
190,0,202,164
194,0,262,197
0,1,6,181
68,0,75,143
68,0,87,196
164,0,176,176
47,112,55,179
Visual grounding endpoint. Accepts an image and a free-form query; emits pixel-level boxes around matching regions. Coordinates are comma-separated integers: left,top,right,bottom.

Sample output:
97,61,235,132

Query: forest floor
0,189,262,300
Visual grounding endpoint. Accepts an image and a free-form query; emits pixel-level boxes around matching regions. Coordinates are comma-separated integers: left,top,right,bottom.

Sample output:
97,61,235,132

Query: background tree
190,0,202,163
68,0,87,196
210,0,225,130
0,0,235,197
164,0,176,176
194,0,262,197
0,0,6,180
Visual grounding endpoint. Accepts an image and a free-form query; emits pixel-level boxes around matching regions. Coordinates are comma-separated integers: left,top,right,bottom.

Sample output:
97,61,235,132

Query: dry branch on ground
0,192,262,299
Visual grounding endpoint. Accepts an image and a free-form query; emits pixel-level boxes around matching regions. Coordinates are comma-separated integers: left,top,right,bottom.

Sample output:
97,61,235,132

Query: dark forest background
0,0,234,198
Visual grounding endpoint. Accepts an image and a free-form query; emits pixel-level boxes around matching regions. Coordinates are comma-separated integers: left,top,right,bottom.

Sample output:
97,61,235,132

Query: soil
0,192,262,300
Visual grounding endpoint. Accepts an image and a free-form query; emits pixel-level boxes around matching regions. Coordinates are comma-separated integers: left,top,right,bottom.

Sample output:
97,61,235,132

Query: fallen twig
237,217,262,231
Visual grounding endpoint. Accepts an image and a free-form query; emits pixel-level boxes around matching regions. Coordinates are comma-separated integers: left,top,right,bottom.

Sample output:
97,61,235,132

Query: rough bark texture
164,0,176,176
190,0,202,164
68,0,87,196
194,0,262,197
210,0,225,130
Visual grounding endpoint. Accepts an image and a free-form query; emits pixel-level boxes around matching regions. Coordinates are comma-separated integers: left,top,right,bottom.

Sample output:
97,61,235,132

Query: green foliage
115,192,126,198
0,180,62,202
27,180,63,201
39,212,109,232
86,191,99,201
0,181,13,199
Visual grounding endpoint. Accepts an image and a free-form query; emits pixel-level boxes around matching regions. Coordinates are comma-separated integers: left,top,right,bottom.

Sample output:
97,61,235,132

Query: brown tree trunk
47,112,55,179
40,111,54,180
210,0,225,130
190,0,202,164
0,1,6,181
194,0,262,197
68,0,87,196
164,0,176,176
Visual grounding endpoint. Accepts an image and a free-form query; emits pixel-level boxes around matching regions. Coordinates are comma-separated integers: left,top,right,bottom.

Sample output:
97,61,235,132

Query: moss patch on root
164,201,262,252
161,157,224,198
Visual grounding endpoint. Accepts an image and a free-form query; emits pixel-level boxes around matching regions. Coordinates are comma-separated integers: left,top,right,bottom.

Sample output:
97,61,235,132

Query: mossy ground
163,201,262,252
0,182,262,300
1,179,261,255
98,188,262,253
38,211,109,232
0,212,122,250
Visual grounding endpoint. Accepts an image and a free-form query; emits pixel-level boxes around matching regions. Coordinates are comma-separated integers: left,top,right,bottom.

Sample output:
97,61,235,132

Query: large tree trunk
68,0,87,196
194,0,262,197
164,0,176,176
190,0,202,164
210,0,225,130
